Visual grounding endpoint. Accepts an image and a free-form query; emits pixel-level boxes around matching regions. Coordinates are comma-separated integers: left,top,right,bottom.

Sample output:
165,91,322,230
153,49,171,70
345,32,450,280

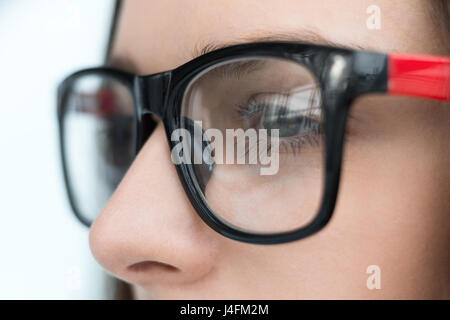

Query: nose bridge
134,71,172,119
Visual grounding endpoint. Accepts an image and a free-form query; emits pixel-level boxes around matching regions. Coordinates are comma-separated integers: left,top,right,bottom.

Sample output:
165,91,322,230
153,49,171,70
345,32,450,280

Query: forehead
112,0,440,74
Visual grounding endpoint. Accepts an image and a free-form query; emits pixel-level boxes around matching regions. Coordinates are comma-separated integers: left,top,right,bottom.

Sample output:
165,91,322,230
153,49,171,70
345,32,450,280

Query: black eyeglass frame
57,41,388,244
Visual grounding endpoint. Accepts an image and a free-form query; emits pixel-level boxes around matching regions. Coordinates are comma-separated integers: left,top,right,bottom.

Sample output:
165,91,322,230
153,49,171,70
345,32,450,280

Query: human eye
235,84,323,154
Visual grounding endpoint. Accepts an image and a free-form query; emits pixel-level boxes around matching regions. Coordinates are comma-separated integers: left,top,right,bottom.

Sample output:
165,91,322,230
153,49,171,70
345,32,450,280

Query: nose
89,123,219,286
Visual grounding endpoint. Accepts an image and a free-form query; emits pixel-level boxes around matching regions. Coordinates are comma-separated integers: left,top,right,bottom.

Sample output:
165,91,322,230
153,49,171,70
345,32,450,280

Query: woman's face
89,0,449,299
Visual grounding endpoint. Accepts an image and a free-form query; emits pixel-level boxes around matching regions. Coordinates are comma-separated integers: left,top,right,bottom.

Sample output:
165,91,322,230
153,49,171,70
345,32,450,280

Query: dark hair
105,0,123,61
429,0,450,51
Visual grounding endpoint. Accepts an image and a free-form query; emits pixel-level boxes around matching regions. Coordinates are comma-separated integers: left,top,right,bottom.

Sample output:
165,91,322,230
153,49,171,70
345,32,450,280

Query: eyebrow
109,29,368,74
191,29,367,59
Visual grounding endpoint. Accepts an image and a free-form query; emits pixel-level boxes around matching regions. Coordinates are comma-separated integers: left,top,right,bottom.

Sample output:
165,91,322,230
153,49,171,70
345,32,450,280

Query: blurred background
0,0,116,299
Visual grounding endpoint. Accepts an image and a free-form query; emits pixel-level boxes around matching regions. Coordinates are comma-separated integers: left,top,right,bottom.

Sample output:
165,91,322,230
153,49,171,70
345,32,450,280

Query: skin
89,0,450,299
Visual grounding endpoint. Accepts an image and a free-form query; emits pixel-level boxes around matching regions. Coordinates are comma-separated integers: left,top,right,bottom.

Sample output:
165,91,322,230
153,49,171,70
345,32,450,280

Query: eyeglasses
57,41,450,244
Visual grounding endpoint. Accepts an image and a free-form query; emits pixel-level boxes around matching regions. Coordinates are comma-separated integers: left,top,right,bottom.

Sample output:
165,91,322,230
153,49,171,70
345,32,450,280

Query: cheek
321,125,450,297
203,159,324,233
335,96,450,241
337,143,448,239
337,102,450,230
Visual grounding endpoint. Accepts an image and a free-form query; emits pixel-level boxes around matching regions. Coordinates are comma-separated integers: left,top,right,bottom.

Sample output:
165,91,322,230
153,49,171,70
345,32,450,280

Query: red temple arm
388,53,450,101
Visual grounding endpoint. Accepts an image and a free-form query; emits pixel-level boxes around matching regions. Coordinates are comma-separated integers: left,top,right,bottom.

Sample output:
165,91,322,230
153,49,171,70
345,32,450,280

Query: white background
0,0,116,299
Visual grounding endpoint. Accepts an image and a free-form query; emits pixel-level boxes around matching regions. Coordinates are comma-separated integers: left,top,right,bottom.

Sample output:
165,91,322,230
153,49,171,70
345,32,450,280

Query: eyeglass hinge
134,71,171,119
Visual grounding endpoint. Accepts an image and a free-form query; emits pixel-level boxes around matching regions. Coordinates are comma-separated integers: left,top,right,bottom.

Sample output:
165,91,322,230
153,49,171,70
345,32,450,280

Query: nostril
127,261,179,273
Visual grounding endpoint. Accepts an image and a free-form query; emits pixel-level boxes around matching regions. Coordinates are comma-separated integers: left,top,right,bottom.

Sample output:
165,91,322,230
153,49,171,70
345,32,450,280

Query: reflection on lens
62,74,135,224
181,57,325,233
